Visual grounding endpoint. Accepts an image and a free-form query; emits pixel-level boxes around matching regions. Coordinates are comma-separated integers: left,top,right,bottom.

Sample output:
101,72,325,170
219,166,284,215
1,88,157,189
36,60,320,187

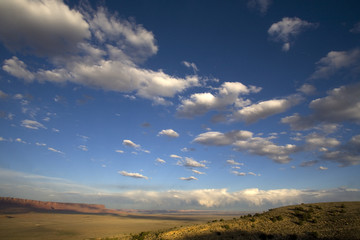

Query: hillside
127,202,360,240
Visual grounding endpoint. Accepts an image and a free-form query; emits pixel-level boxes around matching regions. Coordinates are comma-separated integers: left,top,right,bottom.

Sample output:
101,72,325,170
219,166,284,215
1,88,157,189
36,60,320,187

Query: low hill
128,202,360,240
0,197,124,215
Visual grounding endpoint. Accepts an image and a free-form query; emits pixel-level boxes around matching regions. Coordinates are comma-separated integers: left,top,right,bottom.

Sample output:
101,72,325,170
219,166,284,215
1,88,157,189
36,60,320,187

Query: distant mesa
0,197,124,215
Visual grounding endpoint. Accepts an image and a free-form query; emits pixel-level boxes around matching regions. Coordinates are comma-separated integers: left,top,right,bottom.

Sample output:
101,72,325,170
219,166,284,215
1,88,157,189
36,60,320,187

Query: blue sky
0,0,360,211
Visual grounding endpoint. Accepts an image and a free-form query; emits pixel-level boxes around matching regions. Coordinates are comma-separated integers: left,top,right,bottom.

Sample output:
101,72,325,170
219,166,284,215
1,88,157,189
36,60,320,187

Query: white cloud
194,129,298,163
0,137,7,142
156,158,166,164
122,139,140,148
319,134,360,167
305,133,341,149
21,119,46,130
157,129,179,138
182,61,198,73
247,0,272,14
170,154,182,159
177,82,261,118
115,150,124,154
78,145,88,151
1,2,199,104
310,48,360,79
119,171,148,180
282,83,360,130
2,57,35,82
226,159,244,166
48,147,64,154
318,166,328,170
0,0,90,57
193,130,253,146
36,142,46,147
297,83,316,95
177,157,206,168
268,17,317,51
180,176,198,181
232,171,246,176
233,95,302,123
15,138,26,144
52,128,60,133
192,169,205,175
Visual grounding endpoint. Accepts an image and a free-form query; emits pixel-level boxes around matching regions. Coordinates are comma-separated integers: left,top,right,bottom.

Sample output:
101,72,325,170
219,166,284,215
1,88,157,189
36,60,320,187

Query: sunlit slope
128,202,360,240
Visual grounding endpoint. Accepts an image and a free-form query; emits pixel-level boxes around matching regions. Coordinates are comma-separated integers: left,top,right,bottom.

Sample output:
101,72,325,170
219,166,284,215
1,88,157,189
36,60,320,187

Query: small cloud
52,128,60,133
297,83,316,95
48,147,64,154
170,154,182,159
180,176,198,181
0,90,9,99
232,171,246,176
226,159,244,166
177,157,206,168
248,172,257,176
318,166,328,170
158,129,179,138
21,119,46,130
119,171,148,179
182,61,198,73
156,158,166,164
78,145,88,151
101,164,106,168
123,139,140,148
181,147,195,152
247,0,272,14
0,137,7,141
300,160,318,167
35,142,46,146
15,138,26,144
192,169,205,175
231,166,241,169
115,150,124,153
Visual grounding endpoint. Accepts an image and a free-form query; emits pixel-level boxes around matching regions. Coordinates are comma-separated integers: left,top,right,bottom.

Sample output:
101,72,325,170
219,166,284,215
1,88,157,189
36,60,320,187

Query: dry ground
0,211,231,240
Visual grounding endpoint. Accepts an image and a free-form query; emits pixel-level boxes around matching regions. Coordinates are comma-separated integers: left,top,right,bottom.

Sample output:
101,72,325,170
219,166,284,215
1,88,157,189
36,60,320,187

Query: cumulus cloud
319,134,360,167
1,1,199,104
180,176,198,181
78,145,88,151
122,139,140,148
233,137,299,163
232,171,246,176
247,0,272,14
282,83,360,130
305,133,341,149
193,130,253,146
268,17,317,51
194,130,299,163
310,48,360,79
177,157,206,168
233,95,303,123
0,0,90,57
21,119,46,130
157,129,179,138
177,82,261,118
2,57,35,82
119,171,148,180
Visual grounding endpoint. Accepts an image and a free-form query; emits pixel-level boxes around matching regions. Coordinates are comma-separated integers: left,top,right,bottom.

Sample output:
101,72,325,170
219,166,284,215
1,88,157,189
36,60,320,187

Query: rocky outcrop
0,197,122,215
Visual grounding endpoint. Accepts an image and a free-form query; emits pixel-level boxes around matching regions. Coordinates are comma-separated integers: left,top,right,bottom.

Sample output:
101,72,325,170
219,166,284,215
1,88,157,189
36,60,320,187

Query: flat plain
0,211,234,240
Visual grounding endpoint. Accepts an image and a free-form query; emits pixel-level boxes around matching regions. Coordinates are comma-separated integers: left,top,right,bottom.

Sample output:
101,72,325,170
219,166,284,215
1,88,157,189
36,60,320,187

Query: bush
222,224,230,230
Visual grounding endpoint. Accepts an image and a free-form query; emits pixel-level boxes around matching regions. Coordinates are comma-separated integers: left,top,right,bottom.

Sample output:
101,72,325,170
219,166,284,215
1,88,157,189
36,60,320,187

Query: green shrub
222,224,230,230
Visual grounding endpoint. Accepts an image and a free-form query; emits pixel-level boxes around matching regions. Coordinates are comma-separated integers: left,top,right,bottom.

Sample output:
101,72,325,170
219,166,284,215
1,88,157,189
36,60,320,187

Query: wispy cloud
180,176,198,181
21,119,46,130
268,17,317,51
48,147,64,154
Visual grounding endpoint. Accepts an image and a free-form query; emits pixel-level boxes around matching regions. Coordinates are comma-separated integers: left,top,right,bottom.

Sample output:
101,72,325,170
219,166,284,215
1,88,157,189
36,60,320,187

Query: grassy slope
127,202,360,240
